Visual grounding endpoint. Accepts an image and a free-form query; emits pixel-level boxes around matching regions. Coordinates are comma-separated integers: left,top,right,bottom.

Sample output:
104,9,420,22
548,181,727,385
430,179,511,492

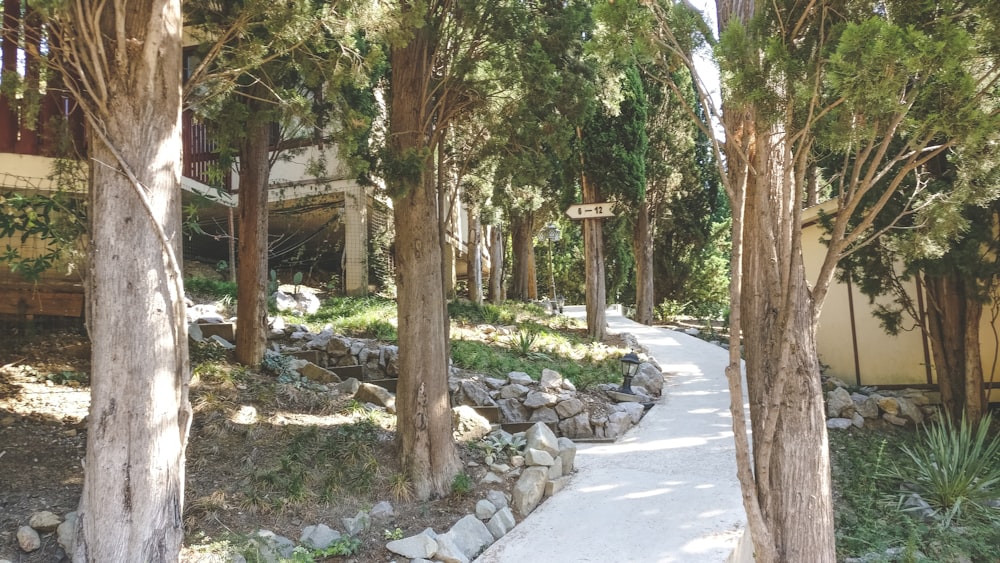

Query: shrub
882,413,1000,527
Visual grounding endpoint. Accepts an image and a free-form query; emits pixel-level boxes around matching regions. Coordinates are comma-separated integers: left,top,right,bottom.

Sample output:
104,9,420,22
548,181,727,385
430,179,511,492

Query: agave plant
882,413,1000,526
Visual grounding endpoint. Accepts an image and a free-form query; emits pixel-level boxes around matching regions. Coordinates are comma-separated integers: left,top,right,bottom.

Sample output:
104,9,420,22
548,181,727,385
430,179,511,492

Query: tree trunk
389,24,461,501
0,0,19,152
923,272,986,422
467,205,483,304
234,92,272,367
581,172,606,341
72,1,190,560
509,210,536,301
488,224,504,304
633,199,654,325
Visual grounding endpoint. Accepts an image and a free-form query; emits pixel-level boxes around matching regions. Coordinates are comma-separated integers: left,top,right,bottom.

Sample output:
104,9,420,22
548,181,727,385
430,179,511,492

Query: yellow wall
802,212,1000,401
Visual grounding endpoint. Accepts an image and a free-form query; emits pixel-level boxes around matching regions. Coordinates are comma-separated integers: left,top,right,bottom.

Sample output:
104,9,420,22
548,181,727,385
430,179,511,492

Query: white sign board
565,203,615,220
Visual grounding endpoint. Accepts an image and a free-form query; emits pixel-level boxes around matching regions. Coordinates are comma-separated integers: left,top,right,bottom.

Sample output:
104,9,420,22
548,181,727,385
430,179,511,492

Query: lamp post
541,222,561,308
619,352,641,394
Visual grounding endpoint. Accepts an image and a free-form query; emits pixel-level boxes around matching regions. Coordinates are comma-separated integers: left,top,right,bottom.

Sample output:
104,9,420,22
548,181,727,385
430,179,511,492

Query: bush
882,413,1000,526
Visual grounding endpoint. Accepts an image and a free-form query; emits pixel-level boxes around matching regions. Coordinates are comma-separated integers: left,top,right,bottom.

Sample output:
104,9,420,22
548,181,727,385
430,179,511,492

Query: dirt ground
0,321,526,563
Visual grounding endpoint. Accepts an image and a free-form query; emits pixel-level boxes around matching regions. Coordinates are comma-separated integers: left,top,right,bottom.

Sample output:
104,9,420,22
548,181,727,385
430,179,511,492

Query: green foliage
282,537,362,561
450,472,473,496
305,296,398,341
881,413,1000,527
383,527,404,541
0,188,86,281
508,326,540,357
185,276,238,301
478,432,526,465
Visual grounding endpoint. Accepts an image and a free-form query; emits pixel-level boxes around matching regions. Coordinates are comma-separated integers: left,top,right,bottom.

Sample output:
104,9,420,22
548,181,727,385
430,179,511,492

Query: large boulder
438,515,494,560
632,363,664,396
826,387,855,418
524,422,559,457
354,383,395,413
523,391,558,409
512,466,549,516
453,405,493,442
538,369,563,391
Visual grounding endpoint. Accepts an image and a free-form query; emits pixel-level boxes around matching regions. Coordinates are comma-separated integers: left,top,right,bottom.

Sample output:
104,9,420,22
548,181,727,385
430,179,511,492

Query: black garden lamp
619,352,641,394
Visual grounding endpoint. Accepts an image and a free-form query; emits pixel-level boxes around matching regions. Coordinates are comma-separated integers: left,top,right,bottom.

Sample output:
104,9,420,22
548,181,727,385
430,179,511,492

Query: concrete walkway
476,306,747,562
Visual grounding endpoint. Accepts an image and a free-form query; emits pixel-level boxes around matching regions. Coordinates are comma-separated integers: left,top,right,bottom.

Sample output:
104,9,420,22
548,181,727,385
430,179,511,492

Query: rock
267,315,286,337
545,476,569,497
524,448,555,467
523,391,558,409
877,397,900,416
615,401,646,424
499,384,531,399
459,379,497,407
386,533,438,559
439,514,494,559
507,371,534,386
453,405,493,442
561,379,577,392
528,407,559,423
354,383,395,413
896,397,925,425
855,396,880,419
188,322,204,342
484,377,507,390
298,362,341,384
557,437,578,474
902,492,936,523
253,530,295,563
605,411,633,440
342,510,370,536
547,456,564,479
488,463,511,473
633,363,664,395
29,510,61,532
293,291,321,315
826,387,855,418
512,466,549,516
883,412,908,426
273,290,298,312
476,499,498,520
480,472,504,484
433,533,471,563
826,418,853,430
210,334,236,349
554,398,585,419
334,377,361,395
851,412,865,428
524,421,559,457
299,524,341,550
370,500,394,520
558,412,594,439
486,508,516,541
17,525,40,552
509,455,525,468
486,489,509,510
539,369,563,390
57,511,76,554
497,399,530,423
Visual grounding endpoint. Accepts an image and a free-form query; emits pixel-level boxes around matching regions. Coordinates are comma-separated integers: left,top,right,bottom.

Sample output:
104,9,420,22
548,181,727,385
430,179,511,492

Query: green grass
831,423,1000,562
185,276,238,301
304,296,398,340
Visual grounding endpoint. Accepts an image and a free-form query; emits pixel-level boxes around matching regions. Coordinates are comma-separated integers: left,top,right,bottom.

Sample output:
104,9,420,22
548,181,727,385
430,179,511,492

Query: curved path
476,306,748,562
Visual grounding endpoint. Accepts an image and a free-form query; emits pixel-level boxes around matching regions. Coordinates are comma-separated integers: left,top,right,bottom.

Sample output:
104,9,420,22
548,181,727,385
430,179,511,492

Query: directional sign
565,202,615,220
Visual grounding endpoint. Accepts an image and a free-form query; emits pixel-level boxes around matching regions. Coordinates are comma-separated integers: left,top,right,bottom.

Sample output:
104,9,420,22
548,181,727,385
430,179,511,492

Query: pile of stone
450,365,663,441
10,510,74,557
387,423,577,562
823,377,938,430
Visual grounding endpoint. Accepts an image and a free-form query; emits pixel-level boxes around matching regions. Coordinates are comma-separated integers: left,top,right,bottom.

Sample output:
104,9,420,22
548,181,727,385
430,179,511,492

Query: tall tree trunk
467,205,483,304
633,199,654,325
509,210,536,301
488,224,504,304
234,93,271,366
923,272,986,422
581,172,606,341
389,23,461,501
0,0,19,152
70,1,191,560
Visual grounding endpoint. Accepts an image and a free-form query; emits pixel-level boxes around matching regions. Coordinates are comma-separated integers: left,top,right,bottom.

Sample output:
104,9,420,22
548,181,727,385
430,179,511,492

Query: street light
541,223,561,311
619,352,641,394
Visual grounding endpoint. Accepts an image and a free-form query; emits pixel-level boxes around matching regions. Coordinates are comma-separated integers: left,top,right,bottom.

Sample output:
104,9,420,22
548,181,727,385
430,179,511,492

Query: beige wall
802,213,1000,401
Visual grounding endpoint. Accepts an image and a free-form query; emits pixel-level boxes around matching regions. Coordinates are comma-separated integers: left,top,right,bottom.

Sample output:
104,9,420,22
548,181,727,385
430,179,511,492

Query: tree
41,0,191,560
183,0,366,366
648,0,1000,559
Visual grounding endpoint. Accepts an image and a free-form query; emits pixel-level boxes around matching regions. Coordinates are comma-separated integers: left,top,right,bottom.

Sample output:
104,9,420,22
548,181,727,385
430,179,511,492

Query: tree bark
234,89,272,367
581,171,606,341
633,199,654,325
509,210,536,301
69,1,190,560
467,205,483,304
488,224,504,304
389,22,461,501
923,272,986,422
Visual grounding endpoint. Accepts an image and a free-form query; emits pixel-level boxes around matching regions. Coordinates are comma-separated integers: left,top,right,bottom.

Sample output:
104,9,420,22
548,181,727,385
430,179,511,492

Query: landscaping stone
432,534,470,563
826,417,853,430
877,396,900,416
334,377,361,395
386,533,438,559
547,456,564,479
883,412,907,426
370,500,394,520
528,407,559,423
545,476,570,497
851,412,865,428
486,507,517,540
633,363,664,395
476,499,498,520
559,412,593,438
57,511,76,554
253,530,295,563
486,489,509,510
539,369,563,390
453,405,492,442
615,401,646,424
557,437,577,474
525,422,559,457
342,510,370,536
354,383,395,413
512,466,549,516
297,361,340,384
497,399,530,423
299,524,341,550
523,390,558,409
896,397,924,425
507,371,534,386
459,379,496,407
524,448,555,467
499,384,531,399
28,510,61,532
440,514,494,559
826,387,855,418
554,397,584,418
17,526,40,552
